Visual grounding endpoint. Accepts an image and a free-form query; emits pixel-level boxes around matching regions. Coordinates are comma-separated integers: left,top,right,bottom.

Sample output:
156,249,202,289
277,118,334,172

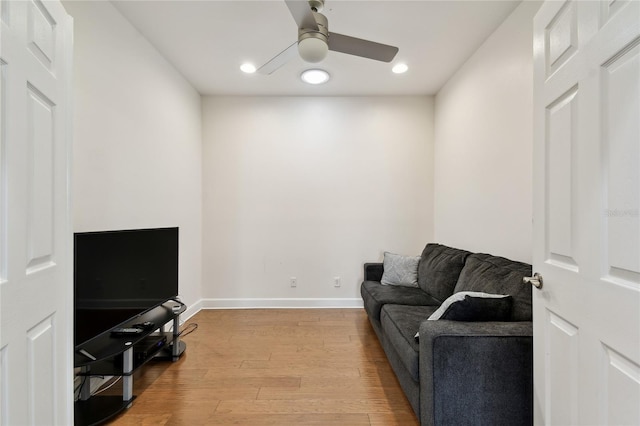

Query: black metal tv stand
74,301,187,426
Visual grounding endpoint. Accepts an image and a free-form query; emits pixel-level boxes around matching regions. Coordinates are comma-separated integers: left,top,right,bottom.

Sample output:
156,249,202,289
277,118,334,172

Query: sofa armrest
364,263,383,282
418,321,533,426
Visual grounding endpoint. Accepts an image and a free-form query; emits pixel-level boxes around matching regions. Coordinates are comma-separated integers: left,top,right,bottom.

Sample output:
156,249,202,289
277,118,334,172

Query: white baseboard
199,298,364,309
181,299,203,322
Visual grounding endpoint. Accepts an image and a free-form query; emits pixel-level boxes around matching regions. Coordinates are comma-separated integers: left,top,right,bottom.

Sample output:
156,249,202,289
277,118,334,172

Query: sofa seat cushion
454,253,533,321
380,304,439,383
418,244,472,303
361,281,440,321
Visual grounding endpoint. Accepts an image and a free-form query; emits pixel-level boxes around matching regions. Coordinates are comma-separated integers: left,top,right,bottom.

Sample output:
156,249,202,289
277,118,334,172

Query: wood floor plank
229,335,343,346
201,413,370,425
240,358,385,369
300,376,411,390
369,412,424,425
256,385,405,400
268,347,387,363
154,375,301,389
108,413,172,425
215,398,411,414
115,396,220,418
105,308,418,425
204,366,361,379
138,387,259,400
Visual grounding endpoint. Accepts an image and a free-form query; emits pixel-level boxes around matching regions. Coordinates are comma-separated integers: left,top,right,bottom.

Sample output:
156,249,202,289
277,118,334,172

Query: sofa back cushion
453,253,533,321
418,244,471,303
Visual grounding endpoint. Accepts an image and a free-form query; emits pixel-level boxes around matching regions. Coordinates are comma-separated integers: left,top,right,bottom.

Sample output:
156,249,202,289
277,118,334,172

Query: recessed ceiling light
301,69,330,85
240,63,257,74
392,63,408,74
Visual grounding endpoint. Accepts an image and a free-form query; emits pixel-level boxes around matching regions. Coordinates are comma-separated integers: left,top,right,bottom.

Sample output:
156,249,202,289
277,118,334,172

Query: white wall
202,96,434,306
433,1,541,263
64,1,203,311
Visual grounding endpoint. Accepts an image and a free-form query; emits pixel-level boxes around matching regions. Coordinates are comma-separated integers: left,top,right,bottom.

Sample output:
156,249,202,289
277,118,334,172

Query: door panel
602,42,639,286
545,85,579,270
26,315,55,425
0,60,6,285
601,345,640,425
0,345,8,424
545,0,577,77
26,84,55,273
27,0,56,71
545,311,579,425
533,0,640,424
0,1,73,424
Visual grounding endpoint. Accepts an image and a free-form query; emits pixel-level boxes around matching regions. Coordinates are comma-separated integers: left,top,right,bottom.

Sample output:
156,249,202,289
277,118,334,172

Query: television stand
74,301,186,426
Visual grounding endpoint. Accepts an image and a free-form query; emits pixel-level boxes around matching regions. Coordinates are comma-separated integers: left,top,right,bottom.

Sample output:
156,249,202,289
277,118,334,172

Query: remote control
131,321,155,330
111,327,144,336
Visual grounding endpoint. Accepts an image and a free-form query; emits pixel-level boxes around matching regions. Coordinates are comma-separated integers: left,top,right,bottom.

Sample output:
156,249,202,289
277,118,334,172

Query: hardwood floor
107,309,418,425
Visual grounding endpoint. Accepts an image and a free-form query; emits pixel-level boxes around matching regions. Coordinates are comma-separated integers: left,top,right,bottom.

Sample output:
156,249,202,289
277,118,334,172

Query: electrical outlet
290,277,297,288
333,277,341,287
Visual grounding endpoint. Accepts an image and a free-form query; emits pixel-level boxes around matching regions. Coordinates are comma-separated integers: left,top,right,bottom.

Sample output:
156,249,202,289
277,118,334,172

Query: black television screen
74,227,178,348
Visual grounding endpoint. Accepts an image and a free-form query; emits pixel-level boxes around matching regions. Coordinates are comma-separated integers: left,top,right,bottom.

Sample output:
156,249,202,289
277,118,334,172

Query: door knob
523,272,543,289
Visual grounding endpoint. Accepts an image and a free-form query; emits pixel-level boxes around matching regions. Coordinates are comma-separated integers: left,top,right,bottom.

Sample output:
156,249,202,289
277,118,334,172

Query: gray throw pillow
381,252,420,288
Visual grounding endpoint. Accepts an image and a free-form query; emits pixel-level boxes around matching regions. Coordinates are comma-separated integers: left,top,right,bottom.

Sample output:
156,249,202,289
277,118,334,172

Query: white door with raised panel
0,0,73,424
533,0,639,424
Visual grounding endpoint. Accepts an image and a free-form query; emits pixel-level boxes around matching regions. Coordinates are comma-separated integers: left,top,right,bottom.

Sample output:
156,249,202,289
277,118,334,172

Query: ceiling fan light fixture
301,69,330,85
298,33,329,63
240,63,257,74
392,63,408,74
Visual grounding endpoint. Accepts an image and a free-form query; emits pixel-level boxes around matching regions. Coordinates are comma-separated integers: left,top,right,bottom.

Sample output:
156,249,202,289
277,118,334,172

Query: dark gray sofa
361,243,533,426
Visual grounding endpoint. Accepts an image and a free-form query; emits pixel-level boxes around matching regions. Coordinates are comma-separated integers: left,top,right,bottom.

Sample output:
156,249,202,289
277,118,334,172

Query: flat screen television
74,227,179,348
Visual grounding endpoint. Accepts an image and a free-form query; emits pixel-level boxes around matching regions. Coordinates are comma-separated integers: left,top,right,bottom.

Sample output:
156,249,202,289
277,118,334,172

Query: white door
533,0,639,424
0,0,73,424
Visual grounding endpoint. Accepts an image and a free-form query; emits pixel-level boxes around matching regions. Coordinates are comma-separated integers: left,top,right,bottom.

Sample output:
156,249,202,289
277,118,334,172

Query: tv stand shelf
74,301,186,426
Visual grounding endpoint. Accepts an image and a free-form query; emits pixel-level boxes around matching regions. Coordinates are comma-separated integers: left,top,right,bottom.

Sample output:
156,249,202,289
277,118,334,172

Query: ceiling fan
258,0,399,74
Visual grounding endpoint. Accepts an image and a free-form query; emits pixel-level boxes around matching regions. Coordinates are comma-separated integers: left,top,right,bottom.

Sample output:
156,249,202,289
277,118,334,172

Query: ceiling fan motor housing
298,11,328,63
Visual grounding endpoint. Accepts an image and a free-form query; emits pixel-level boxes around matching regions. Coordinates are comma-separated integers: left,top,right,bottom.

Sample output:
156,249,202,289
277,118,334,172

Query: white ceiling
111,0,522,96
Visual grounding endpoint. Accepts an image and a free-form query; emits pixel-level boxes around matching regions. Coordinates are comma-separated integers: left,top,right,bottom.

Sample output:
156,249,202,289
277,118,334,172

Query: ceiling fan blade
285,0,318,30
328,32,398,62
257,41,299,75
